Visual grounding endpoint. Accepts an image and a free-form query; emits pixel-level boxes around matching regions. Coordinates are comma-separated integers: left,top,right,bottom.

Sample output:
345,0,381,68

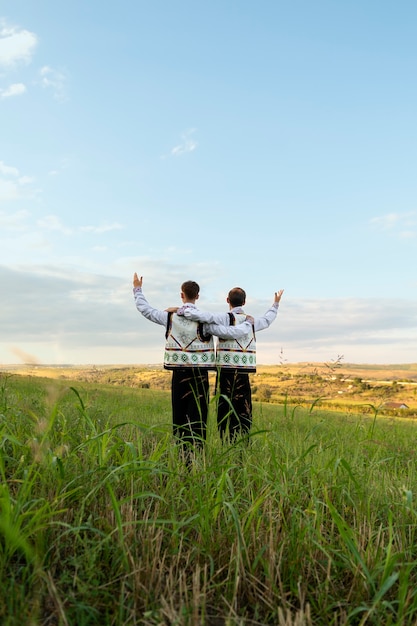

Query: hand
133,273,143,288
274,289,284,304
165,307,179,313
245,315,255,324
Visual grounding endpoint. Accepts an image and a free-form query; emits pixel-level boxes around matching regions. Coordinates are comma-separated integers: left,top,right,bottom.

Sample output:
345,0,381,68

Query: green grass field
1,372,417,625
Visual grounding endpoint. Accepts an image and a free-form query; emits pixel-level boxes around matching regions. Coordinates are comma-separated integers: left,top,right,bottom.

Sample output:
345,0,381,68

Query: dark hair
228,287,246,307
181,280,200,300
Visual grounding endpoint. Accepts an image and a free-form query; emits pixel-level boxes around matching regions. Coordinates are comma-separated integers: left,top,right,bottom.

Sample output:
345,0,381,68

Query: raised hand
133,273,143,288
274,289,284,304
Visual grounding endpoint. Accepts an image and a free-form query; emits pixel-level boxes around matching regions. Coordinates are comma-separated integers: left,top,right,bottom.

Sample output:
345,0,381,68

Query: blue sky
1,1,416,366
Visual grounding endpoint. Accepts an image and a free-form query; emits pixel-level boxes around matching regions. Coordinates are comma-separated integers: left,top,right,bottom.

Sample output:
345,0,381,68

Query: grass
1,372,417,625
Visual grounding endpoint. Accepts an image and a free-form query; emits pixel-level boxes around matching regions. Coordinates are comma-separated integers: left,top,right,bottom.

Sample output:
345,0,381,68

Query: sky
1,1,417,367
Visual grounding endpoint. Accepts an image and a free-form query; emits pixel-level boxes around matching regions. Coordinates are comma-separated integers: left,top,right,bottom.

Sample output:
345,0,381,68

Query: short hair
228,287,246,307
181,280,200,300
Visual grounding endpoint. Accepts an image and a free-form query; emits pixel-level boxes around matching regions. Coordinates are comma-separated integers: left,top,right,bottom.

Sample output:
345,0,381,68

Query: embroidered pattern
216,312,256,371
164,314,215,369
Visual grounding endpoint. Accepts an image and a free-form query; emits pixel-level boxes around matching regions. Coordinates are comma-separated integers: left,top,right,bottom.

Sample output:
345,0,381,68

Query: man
132,273,254,454
180,287,284,442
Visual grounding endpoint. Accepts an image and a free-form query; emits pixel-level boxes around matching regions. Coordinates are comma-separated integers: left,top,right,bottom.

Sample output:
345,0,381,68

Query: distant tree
257,386,272,402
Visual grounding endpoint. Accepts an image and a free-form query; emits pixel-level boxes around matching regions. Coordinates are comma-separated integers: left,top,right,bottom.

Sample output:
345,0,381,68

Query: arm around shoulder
204,319,253,340
183,309,229,324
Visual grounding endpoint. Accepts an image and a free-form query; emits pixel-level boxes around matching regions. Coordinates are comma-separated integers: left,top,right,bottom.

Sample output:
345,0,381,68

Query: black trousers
216,369,252,442
171,368,209,449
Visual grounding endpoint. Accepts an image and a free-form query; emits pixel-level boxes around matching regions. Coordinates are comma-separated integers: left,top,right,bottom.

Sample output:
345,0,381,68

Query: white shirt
182,303,279,334
133,287,254,339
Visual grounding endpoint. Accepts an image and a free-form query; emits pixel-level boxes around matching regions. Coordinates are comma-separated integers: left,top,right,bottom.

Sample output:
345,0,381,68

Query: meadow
1,371,417,625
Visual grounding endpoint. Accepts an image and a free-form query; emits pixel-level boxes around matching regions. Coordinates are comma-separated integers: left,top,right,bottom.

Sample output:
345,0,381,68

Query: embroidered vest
164,312,216,370
216,312,256,372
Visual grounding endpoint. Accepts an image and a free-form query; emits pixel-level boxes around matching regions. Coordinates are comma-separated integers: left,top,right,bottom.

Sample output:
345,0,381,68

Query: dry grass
4,362,416,412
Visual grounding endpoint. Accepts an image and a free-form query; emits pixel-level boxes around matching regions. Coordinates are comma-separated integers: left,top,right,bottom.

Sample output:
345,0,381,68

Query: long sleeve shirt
133,287,254,339
181,302,279,334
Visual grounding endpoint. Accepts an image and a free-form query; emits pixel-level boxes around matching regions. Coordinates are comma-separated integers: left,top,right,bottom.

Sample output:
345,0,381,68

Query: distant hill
2,362,416,415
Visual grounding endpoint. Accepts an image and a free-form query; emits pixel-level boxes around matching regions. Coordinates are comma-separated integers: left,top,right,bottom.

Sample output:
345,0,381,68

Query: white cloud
0,22,37,67
169,129,198,157
370,211,417,238
0,209,30,230
37,215,73,235
0,23,66,103
36,216,125,238
18,175,35,185
0,82,26,99
1,264,416,365
0,160,35,201
370,213,400,230
0,179,20,200
47,158,70,177
39,65,67,101
80,223,124,234
0,161,19,177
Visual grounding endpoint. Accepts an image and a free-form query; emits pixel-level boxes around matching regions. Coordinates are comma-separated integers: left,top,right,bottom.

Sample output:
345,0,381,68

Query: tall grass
1,372,417,625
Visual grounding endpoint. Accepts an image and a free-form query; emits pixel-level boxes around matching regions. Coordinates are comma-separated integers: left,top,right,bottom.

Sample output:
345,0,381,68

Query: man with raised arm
179,287,284,442
132,274,254,456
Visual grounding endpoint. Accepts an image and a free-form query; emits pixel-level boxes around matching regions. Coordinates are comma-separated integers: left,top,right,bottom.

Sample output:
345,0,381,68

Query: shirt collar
177,303,198,315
